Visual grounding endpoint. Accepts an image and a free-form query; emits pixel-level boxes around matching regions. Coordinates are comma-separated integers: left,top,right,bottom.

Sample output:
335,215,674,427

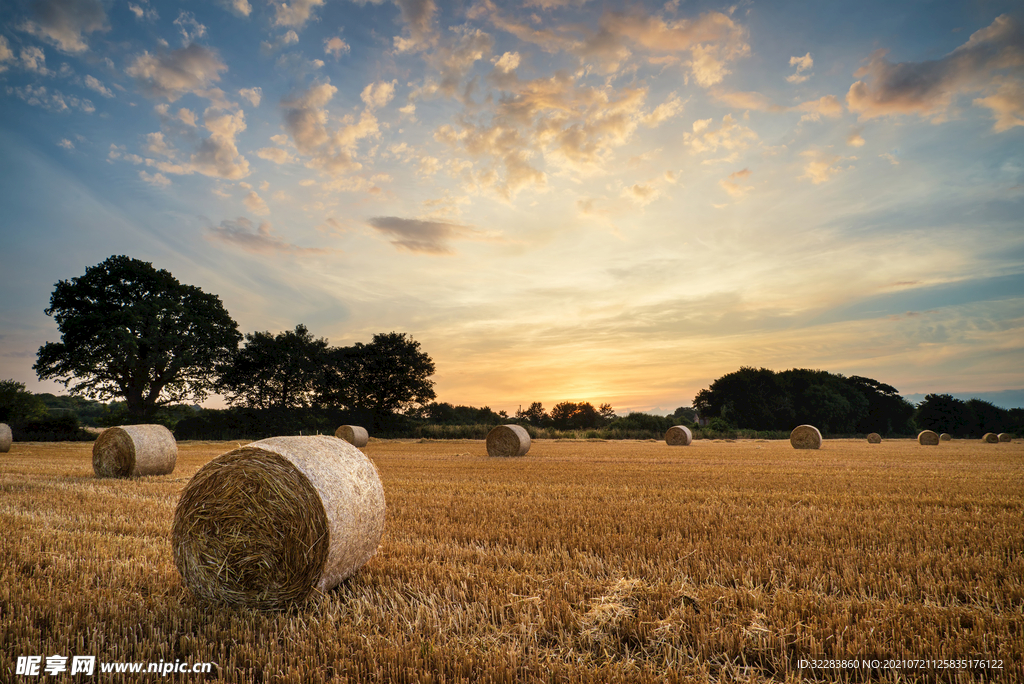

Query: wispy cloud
207,217,330,254
367,216,490,254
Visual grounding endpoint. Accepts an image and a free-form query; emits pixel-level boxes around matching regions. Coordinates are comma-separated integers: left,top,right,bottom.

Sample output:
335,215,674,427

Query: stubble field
1,437,1022,683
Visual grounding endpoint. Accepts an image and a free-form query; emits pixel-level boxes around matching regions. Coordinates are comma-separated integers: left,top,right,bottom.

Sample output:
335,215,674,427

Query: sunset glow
1,0,1022,413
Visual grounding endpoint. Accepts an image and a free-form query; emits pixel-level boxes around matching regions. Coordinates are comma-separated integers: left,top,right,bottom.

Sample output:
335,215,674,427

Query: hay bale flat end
486,424,531,457
790,425,822,449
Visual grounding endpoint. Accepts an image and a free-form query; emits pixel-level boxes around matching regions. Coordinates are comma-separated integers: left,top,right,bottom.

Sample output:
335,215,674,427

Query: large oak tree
34,255,241,419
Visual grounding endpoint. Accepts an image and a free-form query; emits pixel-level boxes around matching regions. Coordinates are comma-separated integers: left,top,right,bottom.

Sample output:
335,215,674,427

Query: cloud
19,46,53,75
257,147,297,164
325,36,350,57
643,93,683,126
58,138,74,149
800,150,849,184
622,182,659,206
243,190,270,215
847,127,865,146
145,131,173,156
787,52,813,83
280,80,380,176
83,74,113,97
10,84,93,113
492,51,520,73
879,152,899,165
173,11,206,44
710,88,783,112
261,30,300,54
239,87,261,107
207,217,329,254
360,80,397,109
139,170,170,186
126,43,228,102
21,0,108,53
719,167,753,197
846,15,1024,129
684,114,758,155
270,0,325,28
973,78,1024,132
796,94,844,122
218,0,252,17
367,216,488,254
0,37,13,72
392,0,438,53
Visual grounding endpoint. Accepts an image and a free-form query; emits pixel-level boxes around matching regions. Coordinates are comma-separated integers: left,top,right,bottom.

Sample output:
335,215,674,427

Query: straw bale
918,430,939,446
486,424,531,457
173,435,385,609
93,424,177,477
866,433,882,444
939,433,952,441
981,433,999,444
665,425,692,446
790,425,822,449
998,433,1012,442
0,423,11,453
335,425,369,447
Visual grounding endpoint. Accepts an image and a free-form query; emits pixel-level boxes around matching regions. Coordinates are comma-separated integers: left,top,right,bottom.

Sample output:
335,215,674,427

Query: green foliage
12,412,93,441
0,379,48,424
217,324,329,409
422,402,503,425
515,401,550,427
550,401,604,430
34,255,241,419
913,395,1015,438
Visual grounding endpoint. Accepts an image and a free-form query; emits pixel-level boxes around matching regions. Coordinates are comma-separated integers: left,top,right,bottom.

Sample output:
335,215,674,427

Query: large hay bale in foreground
486,424,531,457
335,425,369,447
939,433,952,441
665,425,692,446
866,433,882,444
982,433,999,444
998,433,1012,442
918,430,939,446
93,424,176,477
0,423,11,453
173,435,385,609
790,425,822,449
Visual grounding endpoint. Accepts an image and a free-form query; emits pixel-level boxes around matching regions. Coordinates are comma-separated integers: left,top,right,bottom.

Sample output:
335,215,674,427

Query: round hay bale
998,433,1012,443
93,424,177,477
335,425,369,447
981,433,999,444
486,424,531,457
939,433,952,441
173,435,385,609
790,425,822,449
918,430,939,446
0,423,11,453
866,433,882,444
665,425,692,446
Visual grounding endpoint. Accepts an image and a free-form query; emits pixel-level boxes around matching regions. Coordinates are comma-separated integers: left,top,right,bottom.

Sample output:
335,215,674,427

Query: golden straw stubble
665,425,692,446
790,425,822,449
92,424,177,477
173,435,385,609
335,425,369,447
486,424,531,457
866,433,882,444
918,430,940,446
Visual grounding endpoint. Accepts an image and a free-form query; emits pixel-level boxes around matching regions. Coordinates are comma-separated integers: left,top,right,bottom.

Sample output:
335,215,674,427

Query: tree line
692,366,1022,437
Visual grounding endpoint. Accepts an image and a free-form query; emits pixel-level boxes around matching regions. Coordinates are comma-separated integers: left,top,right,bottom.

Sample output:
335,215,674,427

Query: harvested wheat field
1,438,1022,683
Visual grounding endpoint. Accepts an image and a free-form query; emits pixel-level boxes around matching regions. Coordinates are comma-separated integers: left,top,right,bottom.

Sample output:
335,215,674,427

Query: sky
0,0,1022,415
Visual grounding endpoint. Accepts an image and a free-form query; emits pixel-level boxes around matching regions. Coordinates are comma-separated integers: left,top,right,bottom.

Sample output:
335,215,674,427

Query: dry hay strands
998,433,1012,442
790,425,822,449
486,424,531,457
866,433,882,444
0,423,11,453
940,433,952,441
173,435,385,610
335,425,369,447
93,424,177,477
982,433,1000,444
665,425,692,446
918,430,940,446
